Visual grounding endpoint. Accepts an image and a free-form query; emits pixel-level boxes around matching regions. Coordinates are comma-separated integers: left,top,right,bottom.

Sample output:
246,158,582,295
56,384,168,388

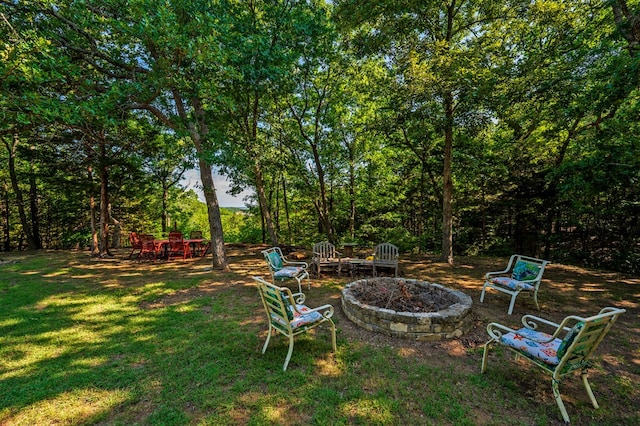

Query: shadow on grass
0,248,638,425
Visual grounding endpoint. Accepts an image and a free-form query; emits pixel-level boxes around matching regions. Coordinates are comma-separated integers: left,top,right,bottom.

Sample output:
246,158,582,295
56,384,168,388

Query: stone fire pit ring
341,277,473,341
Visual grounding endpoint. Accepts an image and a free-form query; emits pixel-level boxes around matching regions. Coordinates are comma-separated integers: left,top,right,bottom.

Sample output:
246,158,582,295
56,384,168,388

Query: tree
336,0,504,263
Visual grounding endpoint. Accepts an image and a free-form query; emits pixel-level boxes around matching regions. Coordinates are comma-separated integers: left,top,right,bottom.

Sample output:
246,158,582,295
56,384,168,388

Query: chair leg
481,341,493,373
480,283,487,303
581,370,599,409
262,327,273,354
283,334,295,371
552,378,571,423
329,321,337,352
533,290,540,310
507,293,518,315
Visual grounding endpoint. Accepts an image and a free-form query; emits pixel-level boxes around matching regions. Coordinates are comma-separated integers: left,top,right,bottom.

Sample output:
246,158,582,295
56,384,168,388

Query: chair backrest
169,231,183,240
140,234,155,249
189,230,203,239
313,241,337,260
556,307,625,374
129,232,142,248
374,243,399,261
509,255,549,282
255,277,295,334
262,247,285,271
168,231,184,249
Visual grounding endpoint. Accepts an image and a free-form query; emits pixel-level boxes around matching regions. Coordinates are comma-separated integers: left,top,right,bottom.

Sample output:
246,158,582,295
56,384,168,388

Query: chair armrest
284,260,309,268
521,314,574,339
486,322,518,341
485,268,511,279
293,303,334,319
521,313,561,329
290,292,306,305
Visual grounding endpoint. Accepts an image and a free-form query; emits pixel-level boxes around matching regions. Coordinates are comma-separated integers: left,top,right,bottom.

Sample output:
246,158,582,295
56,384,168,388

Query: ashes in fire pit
342,277,473,341
348,279,461,313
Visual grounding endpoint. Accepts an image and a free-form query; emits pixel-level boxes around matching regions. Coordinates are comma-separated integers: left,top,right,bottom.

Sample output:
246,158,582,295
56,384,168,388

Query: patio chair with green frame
481,307,626,423
261,246,310,294
253,276,336,371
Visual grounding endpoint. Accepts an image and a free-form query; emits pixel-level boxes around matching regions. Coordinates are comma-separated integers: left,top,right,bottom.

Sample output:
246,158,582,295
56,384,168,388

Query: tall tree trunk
28,159,42,249
188,96,229,270
348,145,356,239
98,152,112,257
254,161,278,246
4,135,38,249
109,204,121,248
162,181,169,235
88,166,99,255
248,91,278,245
282,176,292,245
136,90,232,268
440,92,454,265
2,180,10,251
612,0,640,54
311,143,333,242
199,157,229,270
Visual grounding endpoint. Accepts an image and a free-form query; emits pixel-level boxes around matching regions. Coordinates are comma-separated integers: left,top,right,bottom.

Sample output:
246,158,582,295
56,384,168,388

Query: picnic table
154,238,210,259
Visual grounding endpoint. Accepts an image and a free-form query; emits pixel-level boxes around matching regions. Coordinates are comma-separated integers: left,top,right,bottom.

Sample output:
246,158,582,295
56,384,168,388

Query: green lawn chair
253,277,336,371
481,307,626,423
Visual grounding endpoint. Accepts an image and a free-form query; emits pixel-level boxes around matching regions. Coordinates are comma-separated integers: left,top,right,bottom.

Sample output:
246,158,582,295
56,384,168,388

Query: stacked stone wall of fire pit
341,278,473,341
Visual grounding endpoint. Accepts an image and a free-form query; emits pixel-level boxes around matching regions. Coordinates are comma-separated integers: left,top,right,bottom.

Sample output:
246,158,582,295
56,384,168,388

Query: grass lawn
0,246,638,425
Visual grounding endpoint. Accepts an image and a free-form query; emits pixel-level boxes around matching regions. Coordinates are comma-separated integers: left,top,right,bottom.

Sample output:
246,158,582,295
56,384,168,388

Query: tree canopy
1,0,638,273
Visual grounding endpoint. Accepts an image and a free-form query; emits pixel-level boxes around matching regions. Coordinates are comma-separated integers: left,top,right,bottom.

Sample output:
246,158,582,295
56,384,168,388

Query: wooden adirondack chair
481,307,626,423
253,277,336,371
168,231,191,260
480,254,550,314
373,243,399,277
128,232,143,259
139,234,160,262
261,247,310,293
311,241,342,276
188,230,209,257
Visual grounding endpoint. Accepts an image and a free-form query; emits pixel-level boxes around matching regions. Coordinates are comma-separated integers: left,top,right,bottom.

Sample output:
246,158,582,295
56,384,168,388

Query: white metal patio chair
261,246,310,293
480,254,550,314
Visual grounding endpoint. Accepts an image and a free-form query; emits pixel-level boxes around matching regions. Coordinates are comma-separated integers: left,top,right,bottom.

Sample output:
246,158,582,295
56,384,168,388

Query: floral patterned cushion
512,260,539,281
274,266,304,278
489,277,535,291
500,327,562,365
271,304,323,329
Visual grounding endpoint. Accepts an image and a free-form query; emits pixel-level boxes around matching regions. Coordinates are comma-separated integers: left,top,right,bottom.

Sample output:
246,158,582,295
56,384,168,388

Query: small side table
342,243,357,258
347,258,374,277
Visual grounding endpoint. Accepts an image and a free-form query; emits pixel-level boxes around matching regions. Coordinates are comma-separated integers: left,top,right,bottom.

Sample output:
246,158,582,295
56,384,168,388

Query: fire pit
341,277,473,340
